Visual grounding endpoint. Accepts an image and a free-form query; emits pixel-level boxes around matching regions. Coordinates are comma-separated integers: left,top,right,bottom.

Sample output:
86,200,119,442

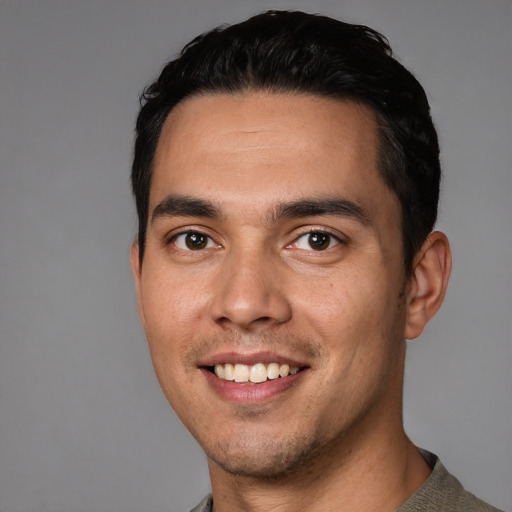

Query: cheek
139,270,211,389
293,264,404,354
141,265,210,332
293,271,377,327
139,274,201,405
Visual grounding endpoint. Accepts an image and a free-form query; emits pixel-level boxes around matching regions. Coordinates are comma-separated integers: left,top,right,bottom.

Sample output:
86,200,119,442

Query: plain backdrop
0,1,510,511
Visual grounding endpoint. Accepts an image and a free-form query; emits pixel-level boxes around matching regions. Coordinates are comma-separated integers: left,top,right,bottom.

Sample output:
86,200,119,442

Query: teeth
267,363,280,380
213,363,301,383
224,363,235,381
234,364,249,382
250,363,267,383
214,364,225,379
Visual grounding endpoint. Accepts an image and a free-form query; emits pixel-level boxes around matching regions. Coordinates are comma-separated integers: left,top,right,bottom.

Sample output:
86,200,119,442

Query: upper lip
198,351,308,368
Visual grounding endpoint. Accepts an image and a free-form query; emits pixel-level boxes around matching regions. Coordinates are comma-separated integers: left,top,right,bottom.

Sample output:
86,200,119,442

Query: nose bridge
210,244,291,330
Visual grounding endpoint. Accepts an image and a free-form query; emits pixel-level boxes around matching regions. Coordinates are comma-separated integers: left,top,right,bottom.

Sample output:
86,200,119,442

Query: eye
292,231,340,251
172,231,217,251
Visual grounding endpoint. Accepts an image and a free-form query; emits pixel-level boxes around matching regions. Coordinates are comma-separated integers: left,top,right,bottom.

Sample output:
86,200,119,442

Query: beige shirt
188,450,504,512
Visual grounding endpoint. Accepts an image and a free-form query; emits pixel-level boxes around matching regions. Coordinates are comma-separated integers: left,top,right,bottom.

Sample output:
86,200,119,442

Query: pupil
186,233,207,250
308,233,330,250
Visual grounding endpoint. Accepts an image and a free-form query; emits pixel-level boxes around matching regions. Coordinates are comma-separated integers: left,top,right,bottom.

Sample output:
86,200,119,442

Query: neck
208,417,430,512
207,344,431,512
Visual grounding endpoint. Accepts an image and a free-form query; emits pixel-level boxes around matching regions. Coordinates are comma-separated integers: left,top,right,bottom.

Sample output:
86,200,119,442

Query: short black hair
132,10,441,272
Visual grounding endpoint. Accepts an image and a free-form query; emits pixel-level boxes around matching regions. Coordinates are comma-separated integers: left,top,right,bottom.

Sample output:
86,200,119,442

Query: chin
205,433,322,480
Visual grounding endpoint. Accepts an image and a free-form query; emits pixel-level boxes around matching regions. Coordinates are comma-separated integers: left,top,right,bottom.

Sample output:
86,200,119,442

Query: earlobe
130,240,146,326
404,231,452,340
130,240,141,278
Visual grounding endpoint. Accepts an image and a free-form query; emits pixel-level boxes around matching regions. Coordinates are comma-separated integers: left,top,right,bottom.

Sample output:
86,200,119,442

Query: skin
131,92,451,511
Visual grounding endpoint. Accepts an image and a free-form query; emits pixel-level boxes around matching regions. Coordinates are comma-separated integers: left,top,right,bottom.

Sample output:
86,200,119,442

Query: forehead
151,92,395,220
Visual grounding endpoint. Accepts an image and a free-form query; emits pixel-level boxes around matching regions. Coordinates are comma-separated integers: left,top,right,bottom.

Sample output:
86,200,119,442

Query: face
132,92,410,479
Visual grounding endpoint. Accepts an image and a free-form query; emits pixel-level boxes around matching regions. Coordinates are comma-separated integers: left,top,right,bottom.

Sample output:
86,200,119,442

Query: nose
209,248,292,332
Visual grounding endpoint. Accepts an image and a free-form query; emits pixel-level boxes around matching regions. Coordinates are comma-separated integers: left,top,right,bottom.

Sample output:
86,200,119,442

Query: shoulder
398,449,505,512
188,454,505,512
188,494,213,512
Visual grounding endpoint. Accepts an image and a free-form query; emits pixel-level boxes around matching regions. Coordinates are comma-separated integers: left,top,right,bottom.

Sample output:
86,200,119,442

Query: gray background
0,1,510,511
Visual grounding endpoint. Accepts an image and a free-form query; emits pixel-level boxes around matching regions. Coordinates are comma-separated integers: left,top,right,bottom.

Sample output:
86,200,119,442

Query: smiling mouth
208,363,303,383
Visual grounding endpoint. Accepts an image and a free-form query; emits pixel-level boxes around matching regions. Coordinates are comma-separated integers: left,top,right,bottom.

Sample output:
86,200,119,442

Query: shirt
188,450,504,512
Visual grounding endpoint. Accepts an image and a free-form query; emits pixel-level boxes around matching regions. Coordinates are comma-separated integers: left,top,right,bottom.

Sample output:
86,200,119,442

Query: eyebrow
151,194,223,223
151,194,370,226
269,197,371,226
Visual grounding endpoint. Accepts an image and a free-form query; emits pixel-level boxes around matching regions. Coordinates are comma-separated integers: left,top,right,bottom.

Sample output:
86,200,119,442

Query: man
130,10,503,512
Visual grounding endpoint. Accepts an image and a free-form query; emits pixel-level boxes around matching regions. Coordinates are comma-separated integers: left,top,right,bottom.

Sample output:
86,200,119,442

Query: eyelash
288,230,343,251
169,230,219,251
168,228,344,253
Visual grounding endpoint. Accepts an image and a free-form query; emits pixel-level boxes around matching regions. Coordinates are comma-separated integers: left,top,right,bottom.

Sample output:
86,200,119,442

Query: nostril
209,284,293,330
215,316,231,329
215,315,271,330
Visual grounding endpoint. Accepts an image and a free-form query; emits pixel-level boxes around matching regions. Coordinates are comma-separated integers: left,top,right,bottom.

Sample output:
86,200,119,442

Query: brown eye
185,232,208,250
308,232,331,250
173,231,216,251
290,231,340,252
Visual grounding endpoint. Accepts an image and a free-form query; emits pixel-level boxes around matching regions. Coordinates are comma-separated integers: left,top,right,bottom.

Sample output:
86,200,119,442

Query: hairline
139,87,414,273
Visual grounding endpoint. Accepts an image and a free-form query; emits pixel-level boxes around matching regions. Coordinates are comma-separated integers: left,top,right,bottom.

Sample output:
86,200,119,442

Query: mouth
199,352,310,402
206,362,303,384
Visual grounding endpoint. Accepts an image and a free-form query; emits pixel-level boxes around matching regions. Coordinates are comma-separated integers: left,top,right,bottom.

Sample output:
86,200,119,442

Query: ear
404,231,452,340
130,240,146,327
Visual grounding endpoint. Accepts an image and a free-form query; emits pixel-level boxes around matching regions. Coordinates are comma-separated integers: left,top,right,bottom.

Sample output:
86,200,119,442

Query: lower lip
200,368,308,403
